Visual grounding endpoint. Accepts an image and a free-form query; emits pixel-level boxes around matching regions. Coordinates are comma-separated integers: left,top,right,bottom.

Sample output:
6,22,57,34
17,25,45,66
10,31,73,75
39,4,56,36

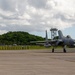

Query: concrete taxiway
0,48,75,75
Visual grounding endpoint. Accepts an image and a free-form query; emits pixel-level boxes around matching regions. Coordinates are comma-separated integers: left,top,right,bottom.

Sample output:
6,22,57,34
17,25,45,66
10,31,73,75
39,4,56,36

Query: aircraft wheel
63,45,67,53
52,48,54,53
63,48,66,53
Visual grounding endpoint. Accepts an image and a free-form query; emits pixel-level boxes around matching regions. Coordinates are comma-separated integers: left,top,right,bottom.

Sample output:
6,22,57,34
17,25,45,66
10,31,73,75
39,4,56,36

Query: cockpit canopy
66,35,71,38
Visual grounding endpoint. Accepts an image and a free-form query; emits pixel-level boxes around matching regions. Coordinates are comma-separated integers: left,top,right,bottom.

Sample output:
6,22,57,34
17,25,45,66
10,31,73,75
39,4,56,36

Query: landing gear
51,45,67,53
63,45,67,53
63,48,66,53
52,47,54,53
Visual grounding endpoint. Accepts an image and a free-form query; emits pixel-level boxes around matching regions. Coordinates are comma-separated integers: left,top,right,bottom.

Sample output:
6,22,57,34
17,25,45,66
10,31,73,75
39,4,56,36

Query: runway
0,48,75,75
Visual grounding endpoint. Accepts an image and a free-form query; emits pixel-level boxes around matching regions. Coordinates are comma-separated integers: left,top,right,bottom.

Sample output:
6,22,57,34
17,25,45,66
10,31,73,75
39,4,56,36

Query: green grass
0,45,64,50
0,45,50,50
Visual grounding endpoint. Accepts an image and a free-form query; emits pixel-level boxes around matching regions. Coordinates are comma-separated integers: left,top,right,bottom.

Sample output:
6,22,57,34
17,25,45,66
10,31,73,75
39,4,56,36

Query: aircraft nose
73,41,75,46
73,44,75,47
73,40,75,43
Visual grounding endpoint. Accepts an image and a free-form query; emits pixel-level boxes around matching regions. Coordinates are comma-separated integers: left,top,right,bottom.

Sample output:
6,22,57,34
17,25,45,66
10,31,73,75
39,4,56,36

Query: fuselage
58,30,75,47
62,37,75,47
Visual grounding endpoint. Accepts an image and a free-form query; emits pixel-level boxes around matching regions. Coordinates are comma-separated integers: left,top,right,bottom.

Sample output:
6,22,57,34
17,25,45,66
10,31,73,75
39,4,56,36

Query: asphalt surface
0,48,75,75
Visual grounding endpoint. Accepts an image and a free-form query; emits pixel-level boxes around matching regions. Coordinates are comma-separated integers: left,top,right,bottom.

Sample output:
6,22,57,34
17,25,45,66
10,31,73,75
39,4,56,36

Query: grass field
0,45,64,50
0,45,52,50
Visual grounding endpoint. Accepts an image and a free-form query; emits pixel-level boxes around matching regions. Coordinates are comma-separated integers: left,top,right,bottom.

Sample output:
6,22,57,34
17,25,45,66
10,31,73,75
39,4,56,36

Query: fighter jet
51,30,75,53
31,30,75,53
58,30,75,47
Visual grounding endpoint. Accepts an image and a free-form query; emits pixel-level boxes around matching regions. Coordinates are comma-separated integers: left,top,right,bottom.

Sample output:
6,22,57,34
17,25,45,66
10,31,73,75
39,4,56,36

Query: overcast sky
0,0,75,38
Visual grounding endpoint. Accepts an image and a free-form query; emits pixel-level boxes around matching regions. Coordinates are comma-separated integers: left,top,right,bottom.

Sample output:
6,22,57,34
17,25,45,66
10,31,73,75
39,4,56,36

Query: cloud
0,0,75,34
28,0,47,9
0,0,17,12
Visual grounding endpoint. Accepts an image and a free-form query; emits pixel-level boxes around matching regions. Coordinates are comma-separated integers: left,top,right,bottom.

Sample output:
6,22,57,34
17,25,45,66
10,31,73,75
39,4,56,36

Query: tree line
0,31,44,45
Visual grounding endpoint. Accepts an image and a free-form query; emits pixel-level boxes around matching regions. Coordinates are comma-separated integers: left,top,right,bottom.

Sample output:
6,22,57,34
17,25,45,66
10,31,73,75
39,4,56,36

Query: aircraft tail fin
58,30,64,39
45,30,48,42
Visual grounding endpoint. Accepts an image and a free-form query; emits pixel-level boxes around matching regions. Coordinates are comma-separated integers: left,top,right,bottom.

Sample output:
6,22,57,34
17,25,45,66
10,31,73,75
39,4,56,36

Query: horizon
30,26,75,39
0,26,75,39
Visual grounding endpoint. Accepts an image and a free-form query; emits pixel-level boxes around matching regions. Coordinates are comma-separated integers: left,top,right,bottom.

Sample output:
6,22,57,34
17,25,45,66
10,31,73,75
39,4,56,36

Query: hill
0,31,44,45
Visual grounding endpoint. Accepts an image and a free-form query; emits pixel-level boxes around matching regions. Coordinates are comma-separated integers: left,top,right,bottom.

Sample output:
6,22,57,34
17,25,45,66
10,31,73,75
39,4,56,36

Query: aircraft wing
30,39,63,46
30,41,46,43
48,39,62,43
48,39,63,46
30,41,47,46
30,40,52,47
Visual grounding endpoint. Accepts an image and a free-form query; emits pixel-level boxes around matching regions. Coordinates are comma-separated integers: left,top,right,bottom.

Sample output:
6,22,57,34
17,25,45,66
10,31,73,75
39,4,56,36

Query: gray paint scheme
31,30,75,52
58,30,75,47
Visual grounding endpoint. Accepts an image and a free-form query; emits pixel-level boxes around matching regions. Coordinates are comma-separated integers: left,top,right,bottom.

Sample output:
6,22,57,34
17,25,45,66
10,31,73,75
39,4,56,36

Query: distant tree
53,36,59,40
0,31,44,45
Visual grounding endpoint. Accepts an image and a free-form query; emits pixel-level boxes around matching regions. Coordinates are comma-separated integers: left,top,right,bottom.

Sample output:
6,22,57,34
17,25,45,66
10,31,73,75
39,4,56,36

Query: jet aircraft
31,30,75,53
58,30,75,47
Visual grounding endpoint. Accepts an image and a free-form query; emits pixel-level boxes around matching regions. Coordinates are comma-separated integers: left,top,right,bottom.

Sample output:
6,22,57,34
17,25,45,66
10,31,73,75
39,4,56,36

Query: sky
0,0,75,38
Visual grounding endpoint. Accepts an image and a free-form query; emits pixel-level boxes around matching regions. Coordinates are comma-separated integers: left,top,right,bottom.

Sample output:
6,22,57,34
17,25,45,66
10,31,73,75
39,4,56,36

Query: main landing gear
63,45,66,53
52,47,54,53
52,45,67,53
